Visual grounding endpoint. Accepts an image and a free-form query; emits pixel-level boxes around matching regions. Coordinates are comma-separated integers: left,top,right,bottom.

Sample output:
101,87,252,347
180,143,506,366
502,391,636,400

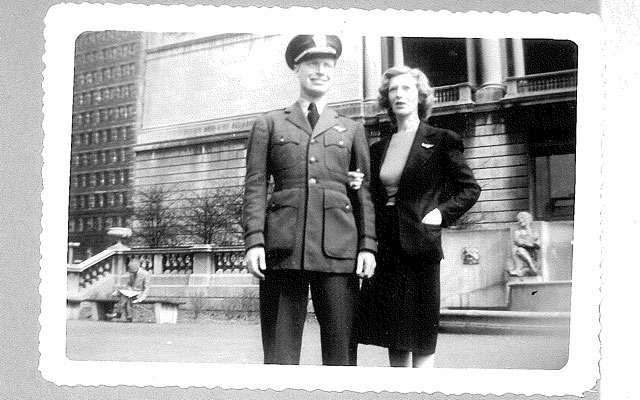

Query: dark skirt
353,205,441,354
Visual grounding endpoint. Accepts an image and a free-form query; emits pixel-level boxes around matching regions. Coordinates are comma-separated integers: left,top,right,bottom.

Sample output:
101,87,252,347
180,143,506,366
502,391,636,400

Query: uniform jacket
243,103,377,273
370,122,481,262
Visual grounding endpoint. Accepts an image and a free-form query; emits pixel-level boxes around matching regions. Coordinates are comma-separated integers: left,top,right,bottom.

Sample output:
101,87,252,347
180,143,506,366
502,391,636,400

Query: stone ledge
439,309,570,335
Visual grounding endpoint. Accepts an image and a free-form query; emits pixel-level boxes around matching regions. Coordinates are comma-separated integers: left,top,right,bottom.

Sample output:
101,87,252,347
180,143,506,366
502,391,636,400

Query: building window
533,154,575,221
527,105,576,221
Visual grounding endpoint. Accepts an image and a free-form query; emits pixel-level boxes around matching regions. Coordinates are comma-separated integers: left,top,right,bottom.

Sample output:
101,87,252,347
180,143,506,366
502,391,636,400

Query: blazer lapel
398,123,439,188
285,102,312,135
311,107,340,138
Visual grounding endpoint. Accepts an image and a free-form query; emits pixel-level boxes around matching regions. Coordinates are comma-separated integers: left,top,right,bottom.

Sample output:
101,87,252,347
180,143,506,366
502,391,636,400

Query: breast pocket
265,189,301,258
322,190,357,259
323,130,352,174
270,134,302,171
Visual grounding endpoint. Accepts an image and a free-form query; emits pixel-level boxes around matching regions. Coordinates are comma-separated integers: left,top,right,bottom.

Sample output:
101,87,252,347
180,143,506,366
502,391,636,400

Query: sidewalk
66,318,570,369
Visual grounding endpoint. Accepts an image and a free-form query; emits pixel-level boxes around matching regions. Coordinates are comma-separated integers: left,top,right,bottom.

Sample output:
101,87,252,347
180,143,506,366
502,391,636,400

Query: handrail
67,247,117,273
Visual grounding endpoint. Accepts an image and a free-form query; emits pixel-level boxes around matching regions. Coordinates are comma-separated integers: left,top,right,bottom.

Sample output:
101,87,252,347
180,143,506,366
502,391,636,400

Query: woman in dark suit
352,66,481,367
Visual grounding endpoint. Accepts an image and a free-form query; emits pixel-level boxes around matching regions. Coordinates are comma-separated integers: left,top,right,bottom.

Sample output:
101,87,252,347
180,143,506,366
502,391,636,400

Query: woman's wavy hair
378,66,436,124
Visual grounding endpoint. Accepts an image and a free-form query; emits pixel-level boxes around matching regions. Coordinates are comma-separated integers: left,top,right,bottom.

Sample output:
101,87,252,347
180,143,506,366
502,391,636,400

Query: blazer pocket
401,219,444,261
323,130,352,174
265,189,300,258
270,134,302,171
322,190,357,259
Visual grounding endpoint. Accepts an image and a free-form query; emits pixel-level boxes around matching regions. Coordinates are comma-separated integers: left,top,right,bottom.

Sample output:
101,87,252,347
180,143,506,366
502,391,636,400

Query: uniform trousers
259,269,358,365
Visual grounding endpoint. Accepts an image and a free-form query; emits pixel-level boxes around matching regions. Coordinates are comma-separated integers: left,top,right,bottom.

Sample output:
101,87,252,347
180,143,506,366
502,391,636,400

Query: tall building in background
68,31,142,260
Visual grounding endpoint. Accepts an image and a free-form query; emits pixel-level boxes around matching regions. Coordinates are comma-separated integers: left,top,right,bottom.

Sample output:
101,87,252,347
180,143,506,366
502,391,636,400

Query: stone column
511,38,526,77
476,38,505,103
363,36,382,101
392,37,404,67
465,38,477,86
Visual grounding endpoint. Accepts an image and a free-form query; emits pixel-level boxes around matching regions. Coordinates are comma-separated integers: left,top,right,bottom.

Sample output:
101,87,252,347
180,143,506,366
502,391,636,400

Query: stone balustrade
69,245,248,297
505,69,578,97
433,83,474,105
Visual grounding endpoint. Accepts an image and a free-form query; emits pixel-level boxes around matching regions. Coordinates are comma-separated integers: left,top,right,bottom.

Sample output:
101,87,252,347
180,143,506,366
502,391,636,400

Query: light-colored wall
139,33,364,145
441,227,512,308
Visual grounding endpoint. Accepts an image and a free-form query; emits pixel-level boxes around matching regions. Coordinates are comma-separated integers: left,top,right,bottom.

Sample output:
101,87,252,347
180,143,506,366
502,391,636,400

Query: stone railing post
458,84,473,103
153,253,164,275
67,242,80,264
191,244,214,275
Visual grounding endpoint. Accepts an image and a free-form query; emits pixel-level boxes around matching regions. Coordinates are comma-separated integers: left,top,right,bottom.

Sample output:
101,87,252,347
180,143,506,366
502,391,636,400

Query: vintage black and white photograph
39,5,602,395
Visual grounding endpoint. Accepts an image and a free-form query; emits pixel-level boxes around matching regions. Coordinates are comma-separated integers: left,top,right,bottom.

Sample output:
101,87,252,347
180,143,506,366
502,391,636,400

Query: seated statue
509,211,541,277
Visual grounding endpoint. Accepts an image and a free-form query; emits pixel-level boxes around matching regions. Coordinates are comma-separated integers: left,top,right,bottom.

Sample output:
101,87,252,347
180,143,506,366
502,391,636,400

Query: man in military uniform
243,35,377,365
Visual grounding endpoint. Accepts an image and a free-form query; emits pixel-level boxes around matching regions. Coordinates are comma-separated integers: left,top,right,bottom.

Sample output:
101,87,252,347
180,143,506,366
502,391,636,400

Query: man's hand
245,246,267,280
421,208,442,226
356,251,376,279
347,169,364,190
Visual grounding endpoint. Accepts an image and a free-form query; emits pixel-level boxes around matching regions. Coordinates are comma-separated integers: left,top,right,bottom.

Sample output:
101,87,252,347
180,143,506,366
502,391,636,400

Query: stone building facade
134,34,577,242
67,32,577,256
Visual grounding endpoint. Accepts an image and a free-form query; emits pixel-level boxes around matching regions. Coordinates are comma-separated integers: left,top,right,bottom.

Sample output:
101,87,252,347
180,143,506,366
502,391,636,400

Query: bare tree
132,185,183,247
183,186,244,246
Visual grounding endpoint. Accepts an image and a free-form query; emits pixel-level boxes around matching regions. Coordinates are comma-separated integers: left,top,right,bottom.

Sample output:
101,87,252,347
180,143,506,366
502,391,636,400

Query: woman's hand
421,208,442,226
347,169,364,190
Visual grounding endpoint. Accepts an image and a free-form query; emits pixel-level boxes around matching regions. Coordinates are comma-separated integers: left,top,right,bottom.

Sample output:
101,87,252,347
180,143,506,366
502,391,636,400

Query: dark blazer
243,103,377,273
370,122,480,262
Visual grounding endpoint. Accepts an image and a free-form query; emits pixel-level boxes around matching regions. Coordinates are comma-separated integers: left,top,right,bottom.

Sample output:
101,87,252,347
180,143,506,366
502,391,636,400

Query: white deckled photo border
40,4,602,395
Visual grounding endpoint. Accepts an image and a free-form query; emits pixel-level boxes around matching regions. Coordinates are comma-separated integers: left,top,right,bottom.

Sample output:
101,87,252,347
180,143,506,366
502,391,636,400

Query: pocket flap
272,134,300,146
268,189,300,210
323,190,353,212
324,131,350,148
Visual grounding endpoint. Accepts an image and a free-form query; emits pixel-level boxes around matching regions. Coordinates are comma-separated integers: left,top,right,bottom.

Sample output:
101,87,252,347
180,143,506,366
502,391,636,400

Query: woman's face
388,73,419,119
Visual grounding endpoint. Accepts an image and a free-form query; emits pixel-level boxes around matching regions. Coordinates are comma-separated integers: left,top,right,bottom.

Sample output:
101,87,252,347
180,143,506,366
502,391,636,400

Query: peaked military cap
285,35,342,69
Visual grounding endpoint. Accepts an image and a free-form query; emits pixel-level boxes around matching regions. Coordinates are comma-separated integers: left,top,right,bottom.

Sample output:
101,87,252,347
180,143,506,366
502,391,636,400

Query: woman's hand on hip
421,208,442,226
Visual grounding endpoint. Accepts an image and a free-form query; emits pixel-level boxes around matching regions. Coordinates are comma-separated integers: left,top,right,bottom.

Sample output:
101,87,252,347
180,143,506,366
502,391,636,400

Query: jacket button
308,178,317,184
309,156,317,163
345,204,351,210
279,137,285,142
338,140,344,146
310,139,316,144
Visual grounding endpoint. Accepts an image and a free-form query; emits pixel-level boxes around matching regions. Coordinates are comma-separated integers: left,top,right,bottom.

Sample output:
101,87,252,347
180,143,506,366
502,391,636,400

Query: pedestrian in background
351,66,480,367
242,35,377,366
106,256,150,322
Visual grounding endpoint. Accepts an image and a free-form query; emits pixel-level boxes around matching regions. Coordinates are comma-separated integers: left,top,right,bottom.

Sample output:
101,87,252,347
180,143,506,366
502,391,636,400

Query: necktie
307,103,319,130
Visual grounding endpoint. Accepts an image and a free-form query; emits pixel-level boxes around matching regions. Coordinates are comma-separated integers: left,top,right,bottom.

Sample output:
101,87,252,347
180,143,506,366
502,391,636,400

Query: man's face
295,56,336,99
